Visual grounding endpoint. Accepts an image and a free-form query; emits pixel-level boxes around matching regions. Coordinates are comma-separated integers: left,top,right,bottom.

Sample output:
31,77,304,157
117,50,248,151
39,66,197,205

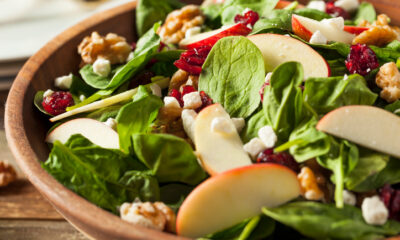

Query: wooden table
0,90,87,240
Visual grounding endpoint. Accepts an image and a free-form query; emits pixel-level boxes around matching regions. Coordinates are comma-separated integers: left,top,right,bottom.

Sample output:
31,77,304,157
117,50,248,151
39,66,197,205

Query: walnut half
0,161,17,187
376,62,400,103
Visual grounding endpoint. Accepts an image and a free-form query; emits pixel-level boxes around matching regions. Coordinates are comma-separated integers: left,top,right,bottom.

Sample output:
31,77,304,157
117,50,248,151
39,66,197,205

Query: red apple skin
176,163,300,236
292,15,313,42
343,26,369,35
275,0,304,9
186,23,252,49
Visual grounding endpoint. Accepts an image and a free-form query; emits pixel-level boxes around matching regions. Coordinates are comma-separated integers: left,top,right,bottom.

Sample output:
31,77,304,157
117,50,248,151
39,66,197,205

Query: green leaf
135,0,183,37
199,36,265,118
42,134,159,213
354,2,376,26
221,0,279,25
201,3,224,29
85,103,125,122
116,86,163,153
263,62,304,142
303,74,378,114
69,74,97,98
385,100,400,116
370,45,400,63
241,109,268,143
34,91,52,116
79,64,122,89
132,133,207,185
294,8,332,21
251,9,293,35
263,202,400,240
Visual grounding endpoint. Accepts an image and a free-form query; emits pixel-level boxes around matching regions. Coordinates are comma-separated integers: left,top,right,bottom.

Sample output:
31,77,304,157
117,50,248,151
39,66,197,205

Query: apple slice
176,163,301,238
343,26,369,35
248,33,330,78
275,0,304,9
317,105,400,158
179,23,251,49
46,118,119,149
292,14,355,44
194,104,252,176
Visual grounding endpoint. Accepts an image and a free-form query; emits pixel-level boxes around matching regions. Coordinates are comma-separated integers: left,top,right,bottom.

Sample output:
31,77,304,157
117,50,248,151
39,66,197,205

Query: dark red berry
181,85,196,97
158,41,167,52
42,91,74,116
257,149,300,173
197,91,214,111
345,44,379,76
169,89,183,107
326,1,350,19
234,10,259,26
174,45,213,75
379,184,400,220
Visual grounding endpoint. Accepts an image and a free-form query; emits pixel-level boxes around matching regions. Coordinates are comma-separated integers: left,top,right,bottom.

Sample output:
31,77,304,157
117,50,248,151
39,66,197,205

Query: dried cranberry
158,41,167,52
345,44,379,76
174,45,212,75
181,85,196,97
42,91,74,116
259,82,269,102
326,1,350,19
379,184,400,220
169,89,183,107
197,91,214,111
257,149,300,173
234,10,259,26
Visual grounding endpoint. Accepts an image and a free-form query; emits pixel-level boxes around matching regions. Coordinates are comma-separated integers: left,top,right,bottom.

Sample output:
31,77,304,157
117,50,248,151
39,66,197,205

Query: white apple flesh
46,118,120,149
248,33,330,78
317,105,400,158
176,163,301,238
194,104,252,176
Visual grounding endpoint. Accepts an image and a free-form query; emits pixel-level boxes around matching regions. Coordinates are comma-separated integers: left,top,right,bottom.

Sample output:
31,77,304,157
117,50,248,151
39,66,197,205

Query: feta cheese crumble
334,0,359,12
43,89,54,98
362,196,389,225
150,84,162,97
54,73,73,90
104,118,117,130
93,58,111,77
183,91,202,109
211,117,235,135
181,109,197,142
164,96,181,109
309,30,328,45
232,118,245,133
343,190,356,206
307,1,326,12
79,94,86,102
258,126,277,148
243,138,266,159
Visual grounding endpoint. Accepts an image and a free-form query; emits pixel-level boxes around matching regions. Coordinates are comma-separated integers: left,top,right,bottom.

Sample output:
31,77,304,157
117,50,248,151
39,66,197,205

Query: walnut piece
376,62,400,103
354,14,400,46
298,167,324,201
78,32,131,64
120,200,176,233
169,69,199,91
158,5,205,45
0,161,17,187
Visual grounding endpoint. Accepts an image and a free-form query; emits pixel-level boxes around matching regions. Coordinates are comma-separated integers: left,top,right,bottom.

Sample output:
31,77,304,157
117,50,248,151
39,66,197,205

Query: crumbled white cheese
334,0,359,12
54,73,73,90
232,118,245,133
211,117,235,135
309,30,328,45
362,196,389,225
164,96,181,109
181,109,197,142
43,89,54,98
93,58,111,77
246,24,253,30
120,202,164,231
79,94,86,102
104,118,117,130
243,138,266,159
185,26,201,39
265,72,273,84
321,17,345,30
126,51,135,62
343,74,349,80
183,91,202,109
150,84,162,97
343,190,356,206
307,1,326,12
258,126,277,148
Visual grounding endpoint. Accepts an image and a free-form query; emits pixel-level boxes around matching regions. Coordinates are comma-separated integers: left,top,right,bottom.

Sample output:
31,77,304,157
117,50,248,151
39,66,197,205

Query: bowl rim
5,2,187,239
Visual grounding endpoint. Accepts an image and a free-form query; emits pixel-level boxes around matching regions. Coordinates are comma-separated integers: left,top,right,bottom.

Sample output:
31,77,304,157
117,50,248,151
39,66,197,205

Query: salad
34,0,400,239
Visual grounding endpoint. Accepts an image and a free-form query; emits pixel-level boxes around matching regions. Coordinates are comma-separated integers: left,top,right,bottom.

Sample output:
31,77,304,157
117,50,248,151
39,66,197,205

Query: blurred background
0,0,132,90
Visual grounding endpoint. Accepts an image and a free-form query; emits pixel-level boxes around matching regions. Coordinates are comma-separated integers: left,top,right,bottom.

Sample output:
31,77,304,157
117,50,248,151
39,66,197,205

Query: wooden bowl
5,1,400,239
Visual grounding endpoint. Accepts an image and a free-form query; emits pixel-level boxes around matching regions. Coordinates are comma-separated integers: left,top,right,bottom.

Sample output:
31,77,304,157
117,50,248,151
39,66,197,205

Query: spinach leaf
353,158,400,192
263,202,400,240
345,149,389,191
159,183,194,213
303,74,378,114
85,104,125,122
116,86,163,153
34,91,51,116
43,134,159,213
150,50,183,77
199,36,265,118
132,133,207,185
201,3,223,29
221,0,279,25
294,8,332,21
79,64,122,89
136,0,183,37
263,62,304,142
202,215,275,240
354,2,376,26
251,9,292,34
69,74,97,98
66,89,114,110
291,34,351,58
385,100,400,116
327,59,348,76
241,109,268,143
370,45,400,63
317,139,359,208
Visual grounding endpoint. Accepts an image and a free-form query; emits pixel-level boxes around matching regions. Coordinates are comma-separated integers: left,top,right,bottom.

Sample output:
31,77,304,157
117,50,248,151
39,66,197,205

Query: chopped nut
0,161,17,187
170,70,199,91
78,32,131,64
354,14,400,47
120,200,176,233
298,167,324,201
158,5,205,45
376,62,400,103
